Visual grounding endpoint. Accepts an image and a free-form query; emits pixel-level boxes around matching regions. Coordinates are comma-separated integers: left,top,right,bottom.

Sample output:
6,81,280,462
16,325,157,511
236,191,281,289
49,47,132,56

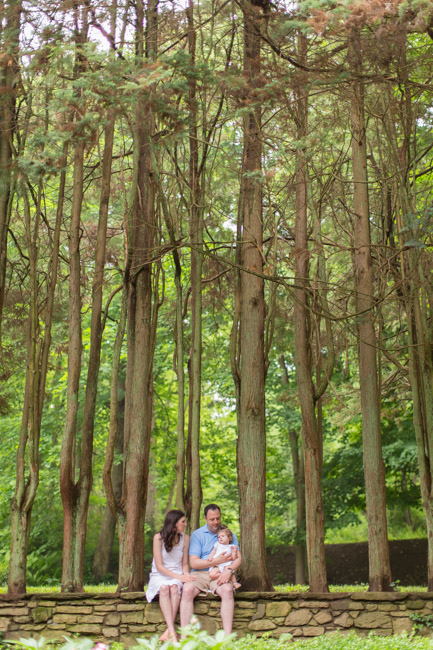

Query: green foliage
290,632,433,650
4,629,433,650
409,612,433,632
2,0,433,589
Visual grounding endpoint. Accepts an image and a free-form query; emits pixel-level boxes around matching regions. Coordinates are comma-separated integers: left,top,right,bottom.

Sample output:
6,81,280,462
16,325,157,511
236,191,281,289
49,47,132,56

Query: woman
146,509,195,642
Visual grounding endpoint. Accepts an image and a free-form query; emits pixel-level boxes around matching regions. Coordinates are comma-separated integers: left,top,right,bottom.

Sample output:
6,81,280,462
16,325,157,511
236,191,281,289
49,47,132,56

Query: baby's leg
209,568,221,581
230,574,241,590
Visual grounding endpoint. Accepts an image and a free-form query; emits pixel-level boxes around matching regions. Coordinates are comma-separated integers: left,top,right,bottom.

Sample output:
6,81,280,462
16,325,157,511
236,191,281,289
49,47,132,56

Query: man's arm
207,545,217,563
228,549,241,572
216,549,242,585
190,553,231,570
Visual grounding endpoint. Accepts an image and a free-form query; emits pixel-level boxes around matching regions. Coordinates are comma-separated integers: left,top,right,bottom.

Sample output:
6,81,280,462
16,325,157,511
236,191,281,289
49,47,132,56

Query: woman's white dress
146,533,184,602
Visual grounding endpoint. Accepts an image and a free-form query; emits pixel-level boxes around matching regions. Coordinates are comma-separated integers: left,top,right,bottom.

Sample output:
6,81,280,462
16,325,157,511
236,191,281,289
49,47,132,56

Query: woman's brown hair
160,510,185,552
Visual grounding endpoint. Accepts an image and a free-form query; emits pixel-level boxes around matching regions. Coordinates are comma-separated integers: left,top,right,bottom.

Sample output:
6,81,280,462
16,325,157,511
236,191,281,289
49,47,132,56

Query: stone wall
0,592,432,644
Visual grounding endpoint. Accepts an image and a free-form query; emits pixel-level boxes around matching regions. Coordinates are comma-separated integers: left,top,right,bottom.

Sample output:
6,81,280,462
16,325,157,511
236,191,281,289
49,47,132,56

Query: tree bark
0,0,21,345
152,159,185,512
349,28,392,592
8,136,66,594
103,287,127,537
173,253,186,513
237,0,272,591
93,383,124,582
279,356,307,584
8,184,40,595
380,26,433,589
184,0,203,532
117,0,159,592
290,430,307,585
60,4,117,589
59,129,85,591
292,31,328,593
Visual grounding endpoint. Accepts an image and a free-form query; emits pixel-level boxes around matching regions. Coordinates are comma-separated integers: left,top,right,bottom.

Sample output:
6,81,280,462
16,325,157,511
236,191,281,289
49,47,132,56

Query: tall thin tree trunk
9,184,40,595
8,140,66,594
349,29,392,592
174,261,186,512
69,113,116,590
60,129,85,591
60,5,117,589
93,382,124,582
117,0,159,592
237,0,272,591
59,7,89,592
0,0,21,345
290,430,307,585
292,31,328,593
406,286,433,589
103,287,127,558
381,27,433,589
293,182,327,592
184,0,203,531
152,162,185,512
279,356,307,584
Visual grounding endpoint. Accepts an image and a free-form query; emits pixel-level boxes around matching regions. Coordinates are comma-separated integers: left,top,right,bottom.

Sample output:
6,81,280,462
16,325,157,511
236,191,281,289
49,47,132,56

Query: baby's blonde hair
218,527,233,543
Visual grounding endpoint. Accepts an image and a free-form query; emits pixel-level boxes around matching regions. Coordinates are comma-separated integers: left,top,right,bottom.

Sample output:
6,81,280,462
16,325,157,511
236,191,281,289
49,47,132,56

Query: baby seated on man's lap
207,527,241,589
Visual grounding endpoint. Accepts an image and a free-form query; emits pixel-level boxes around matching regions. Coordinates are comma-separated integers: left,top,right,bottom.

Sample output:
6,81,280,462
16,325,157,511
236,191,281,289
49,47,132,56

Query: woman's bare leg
169,584,180,640
158,585,176,640
170,584,180,617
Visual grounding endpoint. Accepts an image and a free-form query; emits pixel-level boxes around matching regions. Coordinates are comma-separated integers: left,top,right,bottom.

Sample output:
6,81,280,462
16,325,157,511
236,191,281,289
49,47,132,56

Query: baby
208,527,241,589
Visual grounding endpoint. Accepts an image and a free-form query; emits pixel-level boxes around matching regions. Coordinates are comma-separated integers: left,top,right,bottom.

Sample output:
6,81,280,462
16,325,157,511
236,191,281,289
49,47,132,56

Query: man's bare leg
179,583,200,629
215,583,234,635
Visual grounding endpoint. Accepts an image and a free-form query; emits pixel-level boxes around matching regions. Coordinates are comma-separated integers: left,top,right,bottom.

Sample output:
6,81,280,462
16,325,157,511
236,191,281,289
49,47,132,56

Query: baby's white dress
146,533,184,602
209,541,236,571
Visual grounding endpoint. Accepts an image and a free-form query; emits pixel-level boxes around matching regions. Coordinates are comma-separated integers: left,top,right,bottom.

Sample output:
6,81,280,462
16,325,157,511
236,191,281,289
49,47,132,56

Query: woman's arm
151,533,192,583
152,533,184,579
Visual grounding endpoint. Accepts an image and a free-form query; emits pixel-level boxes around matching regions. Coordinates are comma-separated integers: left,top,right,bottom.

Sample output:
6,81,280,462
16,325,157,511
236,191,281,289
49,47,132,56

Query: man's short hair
204,503,221,517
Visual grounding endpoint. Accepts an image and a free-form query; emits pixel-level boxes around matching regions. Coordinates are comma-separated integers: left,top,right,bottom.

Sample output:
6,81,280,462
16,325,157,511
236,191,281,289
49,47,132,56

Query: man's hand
213,551,234,565
216,567,232,585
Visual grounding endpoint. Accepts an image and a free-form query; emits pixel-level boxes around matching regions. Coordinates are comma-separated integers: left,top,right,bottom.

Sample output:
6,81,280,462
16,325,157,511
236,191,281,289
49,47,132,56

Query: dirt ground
266,538,428,586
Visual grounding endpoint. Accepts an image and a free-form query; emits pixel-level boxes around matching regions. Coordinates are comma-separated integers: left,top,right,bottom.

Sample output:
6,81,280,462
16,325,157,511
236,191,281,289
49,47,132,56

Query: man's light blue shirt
189,524,239,570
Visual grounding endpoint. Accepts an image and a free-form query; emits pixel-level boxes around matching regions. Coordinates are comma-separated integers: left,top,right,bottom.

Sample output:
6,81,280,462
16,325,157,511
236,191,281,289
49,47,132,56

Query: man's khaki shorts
191,570,219,595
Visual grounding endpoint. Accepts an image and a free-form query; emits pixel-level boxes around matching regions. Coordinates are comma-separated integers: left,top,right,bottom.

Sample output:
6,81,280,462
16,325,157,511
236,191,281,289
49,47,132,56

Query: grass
0,584,121,594
274,584,428,593
0,583,428,594
2,627,433,650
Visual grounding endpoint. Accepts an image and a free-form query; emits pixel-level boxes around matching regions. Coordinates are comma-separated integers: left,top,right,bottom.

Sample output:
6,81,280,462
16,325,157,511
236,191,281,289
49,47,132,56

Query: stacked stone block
0,592,432,643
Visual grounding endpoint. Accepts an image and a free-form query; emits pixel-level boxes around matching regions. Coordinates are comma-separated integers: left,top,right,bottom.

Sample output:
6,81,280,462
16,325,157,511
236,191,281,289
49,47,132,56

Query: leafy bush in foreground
2,622,433,650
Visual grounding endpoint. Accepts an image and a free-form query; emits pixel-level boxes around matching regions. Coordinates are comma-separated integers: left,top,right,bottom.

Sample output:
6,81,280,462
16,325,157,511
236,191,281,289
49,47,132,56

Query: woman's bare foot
159,630,170,642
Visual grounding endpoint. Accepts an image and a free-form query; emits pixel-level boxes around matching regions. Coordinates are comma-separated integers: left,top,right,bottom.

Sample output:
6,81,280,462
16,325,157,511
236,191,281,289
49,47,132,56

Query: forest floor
267,538,427,587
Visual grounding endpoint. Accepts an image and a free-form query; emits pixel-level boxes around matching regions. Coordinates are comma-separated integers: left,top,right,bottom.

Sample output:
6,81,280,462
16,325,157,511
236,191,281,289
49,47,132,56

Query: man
180,503,242,635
